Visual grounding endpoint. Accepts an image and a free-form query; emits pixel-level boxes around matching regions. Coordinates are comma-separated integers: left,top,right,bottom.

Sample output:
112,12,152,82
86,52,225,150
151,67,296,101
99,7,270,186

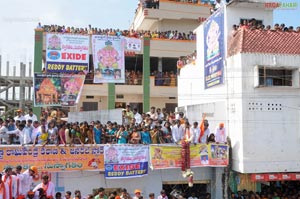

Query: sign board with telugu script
0,145,104,172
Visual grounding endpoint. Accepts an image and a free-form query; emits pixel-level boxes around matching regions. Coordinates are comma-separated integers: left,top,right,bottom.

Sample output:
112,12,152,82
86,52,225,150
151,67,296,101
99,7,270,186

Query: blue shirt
141,131,151,144
93,127,102,144
117,131,128,144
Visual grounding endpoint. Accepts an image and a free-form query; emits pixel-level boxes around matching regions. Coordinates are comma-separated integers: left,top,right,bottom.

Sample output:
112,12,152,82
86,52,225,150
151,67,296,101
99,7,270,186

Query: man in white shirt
33,174,55,199
187,192,198,199
14,110,26,122
171,120,184,144
190,122,200,144
201,155,209,165
215,123,226,143
31,121,40,144
2,167,18,199
0,120,10,144
16,165,37,198
7,124,31,145
157,190,168,199
25,109,38,122
156,108,165,121
147,107,158,121
133,108,143,125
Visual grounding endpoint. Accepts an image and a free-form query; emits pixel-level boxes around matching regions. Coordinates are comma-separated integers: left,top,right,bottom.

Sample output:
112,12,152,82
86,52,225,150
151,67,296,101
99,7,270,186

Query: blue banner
104,145,149,179
203,6,225,89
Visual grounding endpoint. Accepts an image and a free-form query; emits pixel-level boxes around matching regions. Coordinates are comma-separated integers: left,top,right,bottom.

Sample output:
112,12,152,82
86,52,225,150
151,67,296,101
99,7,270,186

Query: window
255,66,294,87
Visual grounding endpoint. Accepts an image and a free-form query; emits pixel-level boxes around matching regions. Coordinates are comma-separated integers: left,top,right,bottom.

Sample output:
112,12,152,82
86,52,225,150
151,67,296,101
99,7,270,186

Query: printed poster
0,145,104,172
124,37,142,52
46,33,89,73
34,73,85,107
149,143,228,169
104,145,148,179
203,6,225,89
92,35,125,83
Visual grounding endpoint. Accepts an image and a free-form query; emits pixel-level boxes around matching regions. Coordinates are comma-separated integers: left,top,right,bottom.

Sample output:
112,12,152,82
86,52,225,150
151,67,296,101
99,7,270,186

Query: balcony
150,38,196,57
132,0,211,31
81,76,177,97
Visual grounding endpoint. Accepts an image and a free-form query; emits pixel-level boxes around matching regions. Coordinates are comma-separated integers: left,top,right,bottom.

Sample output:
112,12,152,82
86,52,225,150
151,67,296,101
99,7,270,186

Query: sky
0,0,299,76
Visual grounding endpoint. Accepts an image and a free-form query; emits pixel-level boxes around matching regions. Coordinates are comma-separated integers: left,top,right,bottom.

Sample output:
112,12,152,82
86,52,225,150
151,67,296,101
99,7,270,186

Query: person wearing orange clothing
0,173,9,199
214,122,226,143
132,190,142,199
2,167,18,199
33,174,55,199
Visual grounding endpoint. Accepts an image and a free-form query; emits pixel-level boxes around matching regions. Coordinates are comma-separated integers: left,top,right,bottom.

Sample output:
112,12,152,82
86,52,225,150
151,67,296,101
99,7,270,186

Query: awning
251,173,300,182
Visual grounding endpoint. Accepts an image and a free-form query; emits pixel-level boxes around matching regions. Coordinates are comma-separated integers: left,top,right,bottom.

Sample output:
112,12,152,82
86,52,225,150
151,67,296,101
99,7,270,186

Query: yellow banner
149,143,228,169
0,145,104,171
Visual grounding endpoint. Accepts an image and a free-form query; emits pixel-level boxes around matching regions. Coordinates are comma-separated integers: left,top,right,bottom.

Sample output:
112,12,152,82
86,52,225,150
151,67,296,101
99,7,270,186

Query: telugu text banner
0,145,104,172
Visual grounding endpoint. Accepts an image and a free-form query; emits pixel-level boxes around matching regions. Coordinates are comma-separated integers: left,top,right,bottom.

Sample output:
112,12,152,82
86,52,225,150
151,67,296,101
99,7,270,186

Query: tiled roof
227,28,300,57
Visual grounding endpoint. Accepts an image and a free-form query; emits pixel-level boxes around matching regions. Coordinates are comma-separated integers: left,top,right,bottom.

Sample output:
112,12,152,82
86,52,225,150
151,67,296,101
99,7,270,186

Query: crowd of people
140,0,211,10
231,18,300,34
37,23,196,41
230,181,300,199
84,70,178,86
153,71,177,86
0,106,226,146
176,51,197,75
0,165,212,199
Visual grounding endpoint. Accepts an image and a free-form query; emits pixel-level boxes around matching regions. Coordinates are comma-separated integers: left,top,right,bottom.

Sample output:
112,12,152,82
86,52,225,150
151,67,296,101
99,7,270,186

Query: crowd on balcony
153,71,177,86
84,70,178,86
38,23,196,41
140,0,210,9
0,106,226,146
177,50,197,75
231,19,300,35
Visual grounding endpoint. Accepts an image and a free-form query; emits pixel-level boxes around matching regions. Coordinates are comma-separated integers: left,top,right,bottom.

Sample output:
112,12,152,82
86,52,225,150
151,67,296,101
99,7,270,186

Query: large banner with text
34,73,85,107
0,146,104,172
149,143,228,169
104,145,148,179
92,35,125,83
46,33,89,73
203,6,225,89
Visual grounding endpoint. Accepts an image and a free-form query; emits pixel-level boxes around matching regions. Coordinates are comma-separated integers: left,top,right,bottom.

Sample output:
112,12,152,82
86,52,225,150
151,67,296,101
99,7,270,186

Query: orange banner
0,145,104,172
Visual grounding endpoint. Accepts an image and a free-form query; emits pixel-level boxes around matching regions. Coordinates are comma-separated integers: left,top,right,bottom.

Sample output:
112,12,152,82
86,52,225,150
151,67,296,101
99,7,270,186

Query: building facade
178,0,300,193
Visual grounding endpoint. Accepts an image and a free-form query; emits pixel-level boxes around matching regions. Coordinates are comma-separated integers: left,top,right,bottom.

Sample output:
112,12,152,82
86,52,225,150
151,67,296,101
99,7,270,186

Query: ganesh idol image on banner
206,20,221,61
92,35,125,83
203,6,225,89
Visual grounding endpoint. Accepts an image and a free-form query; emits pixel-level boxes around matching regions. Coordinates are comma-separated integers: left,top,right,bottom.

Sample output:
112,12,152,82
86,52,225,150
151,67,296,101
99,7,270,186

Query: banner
203,6,225,89
251,173,300,182
34,73,85,107
104,145,148,179
92,35,125,83
0,145,104,172
46,33,89,73
149,143,228,169
124,37,142,52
